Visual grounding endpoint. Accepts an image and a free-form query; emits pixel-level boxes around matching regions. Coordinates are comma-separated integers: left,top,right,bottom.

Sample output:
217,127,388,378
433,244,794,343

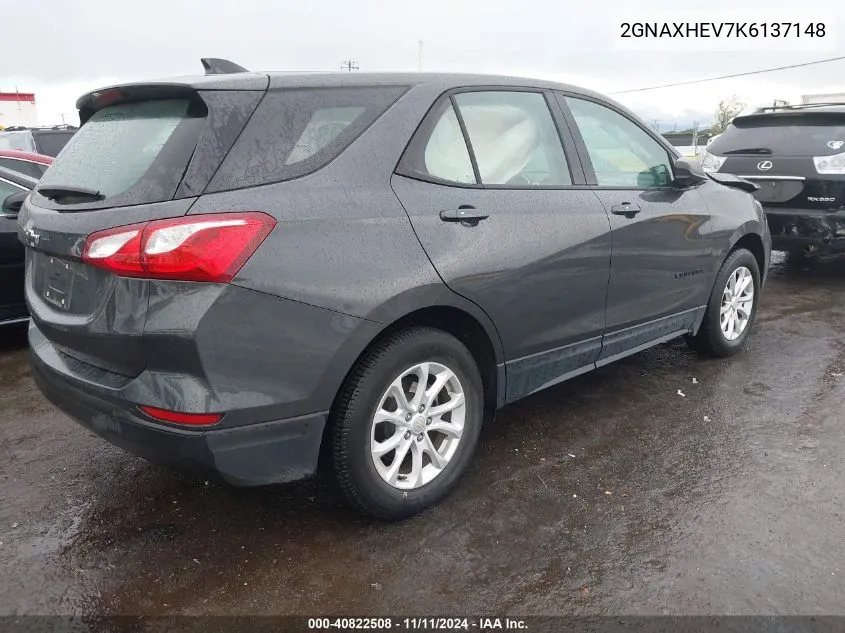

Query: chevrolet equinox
19,59,771,520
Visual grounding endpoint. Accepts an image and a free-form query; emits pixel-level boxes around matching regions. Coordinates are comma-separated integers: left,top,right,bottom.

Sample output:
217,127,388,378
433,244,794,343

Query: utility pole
341,59,359,72
59,113,67,125
418,41,423,71
692,121,699,155
651,119,660,132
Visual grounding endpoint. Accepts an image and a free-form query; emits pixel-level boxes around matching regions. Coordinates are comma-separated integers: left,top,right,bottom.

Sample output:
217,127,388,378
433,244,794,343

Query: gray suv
20,60,770,520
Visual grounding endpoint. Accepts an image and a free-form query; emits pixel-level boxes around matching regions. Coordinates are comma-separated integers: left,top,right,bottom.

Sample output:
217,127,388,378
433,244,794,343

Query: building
800,92,845,105
662,131,711,158
0,92,39,129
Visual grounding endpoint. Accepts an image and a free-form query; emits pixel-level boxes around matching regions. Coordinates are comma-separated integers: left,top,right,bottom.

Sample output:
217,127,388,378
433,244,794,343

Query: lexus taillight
813,151,845,175
700,151,725,173
82,212,276,283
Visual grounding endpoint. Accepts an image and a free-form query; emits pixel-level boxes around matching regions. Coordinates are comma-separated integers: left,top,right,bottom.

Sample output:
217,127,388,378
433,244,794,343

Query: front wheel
330,327,483,520
686,248,761,357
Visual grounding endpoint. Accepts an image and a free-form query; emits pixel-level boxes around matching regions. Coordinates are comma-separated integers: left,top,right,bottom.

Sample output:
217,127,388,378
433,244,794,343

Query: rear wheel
330,327,483,520
686,248,760,357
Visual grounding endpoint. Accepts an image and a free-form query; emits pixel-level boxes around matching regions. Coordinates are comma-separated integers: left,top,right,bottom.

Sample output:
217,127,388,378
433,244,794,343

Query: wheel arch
316,287,506,470
370,305,502,422
692,228,767,336
729,232,767,281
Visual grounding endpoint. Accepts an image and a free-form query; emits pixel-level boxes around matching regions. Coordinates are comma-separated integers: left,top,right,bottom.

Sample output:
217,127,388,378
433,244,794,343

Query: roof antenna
201,58,249,75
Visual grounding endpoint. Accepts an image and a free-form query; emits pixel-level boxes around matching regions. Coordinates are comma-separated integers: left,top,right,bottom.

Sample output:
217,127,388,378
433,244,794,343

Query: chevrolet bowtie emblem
23,222,41,247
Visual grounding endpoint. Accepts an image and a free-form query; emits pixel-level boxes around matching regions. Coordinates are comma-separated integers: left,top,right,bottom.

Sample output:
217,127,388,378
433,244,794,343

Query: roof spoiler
201,58,249,75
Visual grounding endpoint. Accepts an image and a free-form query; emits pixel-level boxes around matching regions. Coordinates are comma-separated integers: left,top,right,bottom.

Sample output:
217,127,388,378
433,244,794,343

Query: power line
609,55,845,94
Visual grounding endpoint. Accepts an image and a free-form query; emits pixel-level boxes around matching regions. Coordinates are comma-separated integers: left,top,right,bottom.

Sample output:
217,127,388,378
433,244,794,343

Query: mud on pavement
1,253,844,618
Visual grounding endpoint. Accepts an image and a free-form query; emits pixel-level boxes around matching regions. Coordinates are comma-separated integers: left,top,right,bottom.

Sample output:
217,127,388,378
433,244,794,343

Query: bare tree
711,96,745,134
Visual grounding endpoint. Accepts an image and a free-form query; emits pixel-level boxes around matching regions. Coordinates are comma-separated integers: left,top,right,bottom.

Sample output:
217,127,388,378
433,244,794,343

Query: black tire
686,248,761,357
330,327,484,521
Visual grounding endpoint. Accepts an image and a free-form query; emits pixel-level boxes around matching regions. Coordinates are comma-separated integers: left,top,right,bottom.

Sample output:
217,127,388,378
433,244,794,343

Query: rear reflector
82,212,276,283
138,405,222,426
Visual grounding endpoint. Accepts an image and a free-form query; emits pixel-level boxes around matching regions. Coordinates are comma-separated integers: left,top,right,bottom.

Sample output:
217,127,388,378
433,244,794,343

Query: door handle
440,205,490,223
610,203,641,218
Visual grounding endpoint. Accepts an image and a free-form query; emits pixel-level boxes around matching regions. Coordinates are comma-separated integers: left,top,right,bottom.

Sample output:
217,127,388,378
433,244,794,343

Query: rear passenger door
558,94,715,364
392,89,612,403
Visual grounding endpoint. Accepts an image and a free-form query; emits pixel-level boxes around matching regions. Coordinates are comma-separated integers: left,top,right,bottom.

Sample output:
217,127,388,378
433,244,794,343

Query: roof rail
200,58,249,75
752,102,845,114
0,125,77,132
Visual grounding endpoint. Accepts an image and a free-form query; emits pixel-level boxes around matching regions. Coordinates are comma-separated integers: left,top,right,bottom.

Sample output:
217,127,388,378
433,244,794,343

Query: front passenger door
559,94,716,364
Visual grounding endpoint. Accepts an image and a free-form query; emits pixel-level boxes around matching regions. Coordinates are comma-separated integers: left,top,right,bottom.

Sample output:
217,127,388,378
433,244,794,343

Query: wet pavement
2,253,845,617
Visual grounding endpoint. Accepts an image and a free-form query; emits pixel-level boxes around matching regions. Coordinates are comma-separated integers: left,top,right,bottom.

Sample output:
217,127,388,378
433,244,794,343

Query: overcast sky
1,0,843,129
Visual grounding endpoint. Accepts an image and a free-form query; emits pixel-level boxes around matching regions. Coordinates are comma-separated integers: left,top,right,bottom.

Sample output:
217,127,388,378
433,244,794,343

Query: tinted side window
0,178,27,216
565,97,672,187
34,131,74,157
396,98,476,185
0,179,24,201
209,86,408,192
0,158,42,178
454,91,571,186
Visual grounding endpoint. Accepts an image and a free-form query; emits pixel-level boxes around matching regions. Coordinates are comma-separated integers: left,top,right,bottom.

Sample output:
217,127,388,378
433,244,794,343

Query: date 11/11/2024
307,618,528,630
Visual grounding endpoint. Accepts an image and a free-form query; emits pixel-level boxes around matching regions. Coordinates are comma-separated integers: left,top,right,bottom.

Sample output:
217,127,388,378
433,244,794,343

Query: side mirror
2,191,27,216
673,158,707,187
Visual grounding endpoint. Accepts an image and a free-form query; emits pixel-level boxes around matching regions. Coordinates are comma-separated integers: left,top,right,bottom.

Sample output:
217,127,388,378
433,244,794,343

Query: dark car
701,103,845,254
0,126,77,158
20,60,770,520
0,149,53,179
1,166,36,326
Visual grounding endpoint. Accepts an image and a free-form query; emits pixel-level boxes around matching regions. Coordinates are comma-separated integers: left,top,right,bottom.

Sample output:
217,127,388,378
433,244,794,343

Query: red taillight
82,212,276,283
138,405,222,426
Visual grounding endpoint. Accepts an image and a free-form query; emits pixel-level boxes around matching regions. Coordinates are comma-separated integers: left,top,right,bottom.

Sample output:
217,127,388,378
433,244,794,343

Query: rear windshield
0,131,37,153
208,86,408,191
37,98,205,206
709,113,845,157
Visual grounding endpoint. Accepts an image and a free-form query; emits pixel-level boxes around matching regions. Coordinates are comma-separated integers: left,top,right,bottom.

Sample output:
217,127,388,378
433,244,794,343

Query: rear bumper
25,279,386,484
31,326,327,487
763,206,845,252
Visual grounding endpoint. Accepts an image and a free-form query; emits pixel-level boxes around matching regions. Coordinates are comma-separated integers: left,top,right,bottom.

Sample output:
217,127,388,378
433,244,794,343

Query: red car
0,149,52,179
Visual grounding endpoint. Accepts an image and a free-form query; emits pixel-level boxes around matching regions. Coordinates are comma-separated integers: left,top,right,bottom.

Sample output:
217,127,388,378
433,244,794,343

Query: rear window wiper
721,148,773,155
35,185,105,202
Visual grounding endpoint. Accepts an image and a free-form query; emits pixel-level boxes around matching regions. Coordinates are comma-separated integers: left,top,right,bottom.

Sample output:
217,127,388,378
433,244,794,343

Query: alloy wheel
370,362,466,490
720,266,754,341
